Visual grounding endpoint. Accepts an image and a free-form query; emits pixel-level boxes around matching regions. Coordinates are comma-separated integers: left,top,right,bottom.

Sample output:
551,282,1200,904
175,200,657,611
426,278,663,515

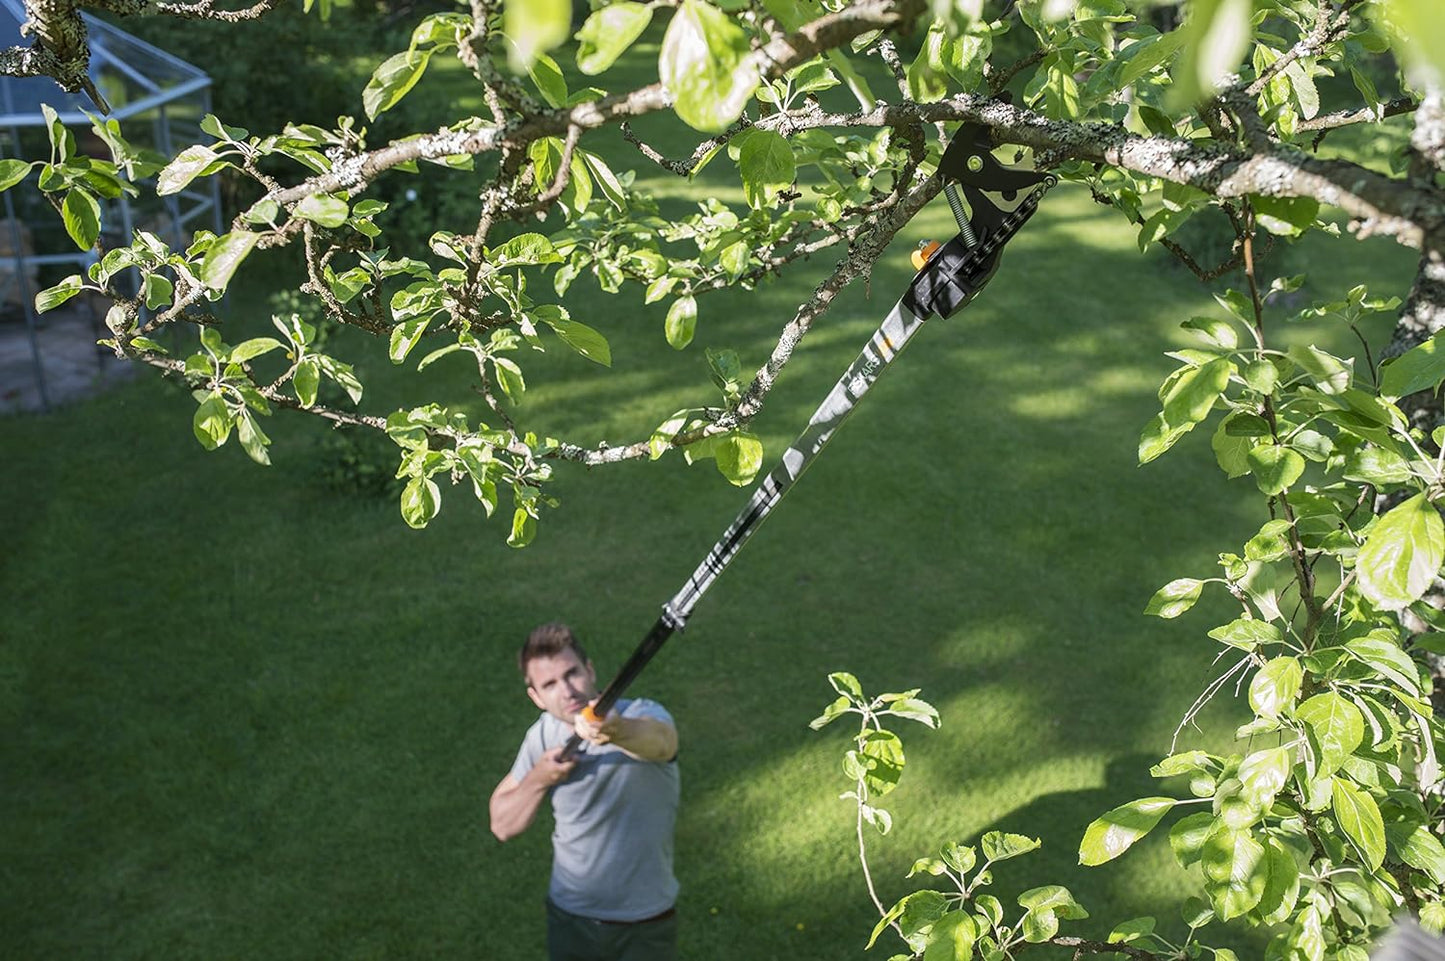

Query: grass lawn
0,19,1423,961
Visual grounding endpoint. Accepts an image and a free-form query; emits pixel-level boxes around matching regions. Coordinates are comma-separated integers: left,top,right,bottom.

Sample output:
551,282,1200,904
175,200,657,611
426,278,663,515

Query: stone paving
0,299,136,414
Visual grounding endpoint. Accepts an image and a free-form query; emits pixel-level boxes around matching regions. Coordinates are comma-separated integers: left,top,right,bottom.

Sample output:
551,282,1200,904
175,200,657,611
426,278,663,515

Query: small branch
1303,97,1417,139
987,49,1045,98
147,0,282,22
1246,0,1359,99
1047,936,1162,959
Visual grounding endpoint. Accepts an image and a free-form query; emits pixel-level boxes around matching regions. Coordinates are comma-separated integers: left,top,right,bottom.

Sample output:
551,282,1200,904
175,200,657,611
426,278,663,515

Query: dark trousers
545,899,678,961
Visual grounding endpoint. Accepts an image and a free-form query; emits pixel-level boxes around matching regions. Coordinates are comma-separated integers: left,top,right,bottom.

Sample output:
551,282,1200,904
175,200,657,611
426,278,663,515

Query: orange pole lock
911,240,941,272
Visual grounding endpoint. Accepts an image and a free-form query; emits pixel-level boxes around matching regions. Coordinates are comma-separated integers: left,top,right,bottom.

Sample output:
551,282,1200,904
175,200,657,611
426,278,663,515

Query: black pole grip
558,616,678,761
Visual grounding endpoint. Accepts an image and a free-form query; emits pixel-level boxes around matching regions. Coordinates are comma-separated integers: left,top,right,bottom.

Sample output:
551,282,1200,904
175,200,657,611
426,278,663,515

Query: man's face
524,650,597,722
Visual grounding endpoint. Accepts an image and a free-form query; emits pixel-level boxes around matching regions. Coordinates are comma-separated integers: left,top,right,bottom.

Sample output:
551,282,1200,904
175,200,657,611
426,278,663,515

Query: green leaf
715,431,762,486
389,317,431,365
1290,344,1352,394
528,52,568,108
1138,412,1191,464
582,152,626,210
576,1,653,74
739,129,795,208
493,232,562,267
1200,827,1268,920
1380,329,1445,398
659,0,760,133
1236,747,1291,808
923,911,976,961
0,158,32,191
1079,797,1176,865
317,355,363,404
1342,446,1415,486
1249,656,1302,719
1331,779,1385,870
665,295,698,350
1383,0,1445,86
1247,444,1305,496
400,476,441,529
941,842,976,874
1211,417,1253,478
364,49,434,119
142,273,174,310
1171,0,1253,106
869,890,948,951
1425,902,1445,937
60,188,101,250
192,390,233,450
1296,692,1365,776
293,358,319,407
504,0,570,73
1208,618,1281,652
1018,885,1088,919
1252,195,1319,237
1145,578,1203,618
857,730,905,797
828,672,863,697
1255,838,1300,924
199,231,259,291
294,194,349,228
981,831,1041,862
35,274,83,313
1020,908,1059,944
1169,812,1216,868
231,337,283,363
1358,493,1445,611
1107,917,1156,944
1181,316,1239,350
157,144,220,195
1388,822,1445,884
887,697,940,729
1346,635,1422,695
1152,751,1214,778
236,409,271,465
544,316,612,367
1120,27,1187,87
1243,359,1279,394
1245,519,1291,562
494,357,526,402
1162,357,1231,427
809,694,851,730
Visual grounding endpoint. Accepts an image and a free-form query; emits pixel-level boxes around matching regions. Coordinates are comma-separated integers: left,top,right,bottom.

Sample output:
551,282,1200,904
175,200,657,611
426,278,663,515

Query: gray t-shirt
509,698,679,921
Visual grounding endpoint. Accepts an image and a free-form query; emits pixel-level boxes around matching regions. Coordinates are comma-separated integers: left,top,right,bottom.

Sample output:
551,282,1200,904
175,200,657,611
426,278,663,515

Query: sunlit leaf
1079,797,1176,865
660,0,760,133
1358,493,1444,612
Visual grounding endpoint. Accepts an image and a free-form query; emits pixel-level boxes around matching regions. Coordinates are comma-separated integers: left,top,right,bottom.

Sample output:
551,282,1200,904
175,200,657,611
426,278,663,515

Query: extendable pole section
558,123,1054,760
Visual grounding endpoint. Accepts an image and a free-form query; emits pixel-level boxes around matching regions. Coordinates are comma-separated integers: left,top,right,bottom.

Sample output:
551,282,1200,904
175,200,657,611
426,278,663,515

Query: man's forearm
610,717,678,762
489,775,549,842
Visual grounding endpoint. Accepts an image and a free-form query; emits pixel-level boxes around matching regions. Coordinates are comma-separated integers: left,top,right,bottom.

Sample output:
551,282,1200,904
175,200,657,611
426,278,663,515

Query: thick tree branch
258,0,926,210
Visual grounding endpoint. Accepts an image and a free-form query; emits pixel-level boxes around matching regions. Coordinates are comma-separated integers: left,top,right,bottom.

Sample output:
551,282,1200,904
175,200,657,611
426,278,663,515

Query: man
490,622,680,961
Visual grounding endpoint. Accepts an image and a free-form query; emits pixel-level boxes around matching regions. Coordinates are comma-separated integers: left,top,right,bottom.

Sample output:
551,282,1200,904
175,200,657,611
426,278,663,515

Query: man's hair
519,622,588,683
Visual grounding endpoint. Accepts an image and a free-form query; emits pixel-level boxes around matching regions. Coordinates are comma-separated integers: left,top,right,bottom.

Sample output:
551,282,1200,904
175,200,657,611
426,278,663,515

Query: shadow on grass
0,177,1418,960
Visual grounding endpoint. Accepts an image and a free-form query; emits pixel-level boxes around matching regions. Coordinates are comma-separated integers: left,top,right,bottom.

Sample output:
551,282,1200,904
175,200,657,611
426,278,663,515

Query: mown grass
0,17,1423,961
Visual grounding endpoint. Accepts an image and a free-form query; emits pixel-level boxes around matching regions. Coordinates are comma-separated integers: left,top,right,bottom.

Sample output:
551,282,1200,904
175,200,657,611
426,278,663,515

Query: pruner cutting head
938,121,1053,244
903,122,1055,320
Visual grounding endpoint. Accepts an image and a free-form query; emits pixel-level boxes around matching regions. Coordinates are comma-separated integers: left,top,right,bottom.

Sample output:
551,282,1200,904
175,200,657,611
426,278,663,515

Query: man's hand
574,700,678,762
573,702,619,745
489,747,577,842
532,746,579,786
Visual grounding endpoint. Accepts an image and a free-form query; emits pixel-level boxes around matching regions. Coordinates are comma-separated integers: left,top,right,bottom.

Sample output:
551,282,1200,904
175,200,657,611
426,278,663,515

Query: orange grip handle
581,704,603,725
910,240,941,272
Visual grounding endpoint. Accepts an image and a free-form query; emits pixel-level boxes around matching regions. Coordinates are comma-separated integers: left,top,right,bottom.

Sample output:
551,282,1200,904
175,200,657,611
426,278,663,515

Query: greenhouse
0,0,220,411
